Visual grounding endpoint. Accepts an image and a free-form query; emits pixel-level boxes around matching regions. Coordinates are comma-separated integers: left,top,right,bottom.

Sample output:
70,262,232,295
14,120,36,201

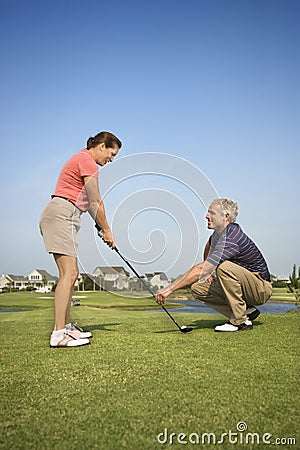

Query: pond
1,302,298,315
150,300,299,314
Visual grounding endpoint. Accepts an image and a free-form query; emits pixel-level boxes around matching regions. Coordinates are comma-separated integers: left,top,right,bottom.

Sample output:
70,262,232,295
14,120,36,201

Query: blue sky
1,0,299,278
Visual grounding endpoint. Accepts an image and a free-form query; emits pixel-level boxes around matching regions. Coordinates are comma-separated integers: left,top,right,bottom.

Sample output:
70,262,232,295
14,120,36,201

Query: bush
272,280,288,288
287,264,300,301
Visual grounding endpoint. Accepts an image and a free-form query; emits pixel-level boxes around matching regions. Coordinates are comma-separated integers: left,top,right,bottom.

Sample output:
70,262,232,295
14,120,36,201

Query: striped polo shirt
206,223,271,281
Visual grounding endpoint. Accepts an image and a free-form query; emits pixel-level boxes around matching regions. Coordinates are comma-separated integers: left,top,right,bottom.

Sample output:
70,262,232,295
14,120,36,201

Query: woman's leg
53,254,78,331
65,286,74,326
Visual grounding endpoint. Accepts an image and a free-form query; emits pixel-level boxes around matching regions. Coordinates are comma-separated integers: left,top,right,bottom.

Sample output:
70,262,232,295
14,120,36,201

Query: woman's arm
84,176,115,248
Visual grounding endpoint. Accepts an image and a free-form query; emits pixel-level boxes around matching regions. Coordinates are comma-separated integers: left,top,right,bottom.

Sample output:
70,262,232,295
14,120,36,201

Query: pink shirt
52,149,98,211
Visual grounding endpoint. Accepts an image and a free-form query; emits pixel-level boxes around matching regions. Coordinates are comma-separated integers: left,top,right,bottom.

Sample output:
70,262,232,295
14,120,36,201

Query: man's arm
84,176,115,248
155,262,205,304
203,240,211,260
202,240,215,284
155,248,217,305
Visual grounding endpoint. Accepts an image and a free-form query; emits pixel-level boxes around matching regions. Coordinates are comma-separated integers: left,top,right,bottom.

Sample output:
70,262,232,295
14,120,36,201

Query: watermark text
157,422,296,446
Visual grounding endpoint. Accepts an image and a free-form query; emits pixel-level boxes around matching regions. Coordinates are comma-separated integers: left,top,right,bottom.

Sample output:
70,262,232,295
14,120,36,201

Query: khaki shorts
39,197,83,258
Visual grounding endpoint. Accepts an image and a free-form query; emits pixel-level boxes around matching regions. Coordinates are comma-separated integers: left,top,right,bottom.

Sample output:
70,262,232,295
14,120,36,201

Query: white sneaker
50,331,90,348
66,323,93,339
215,320,253,332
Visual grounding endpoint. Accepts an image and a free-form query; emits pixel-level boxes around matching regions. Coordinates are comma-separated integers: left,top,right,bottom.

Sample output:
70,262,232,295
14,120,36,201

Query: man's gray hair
211,198,239,223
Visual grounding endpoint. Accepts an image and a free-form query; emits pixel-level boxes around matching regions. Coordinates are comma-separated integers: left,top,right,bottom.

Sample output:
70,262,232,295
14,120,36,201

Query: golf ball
181,326,187,329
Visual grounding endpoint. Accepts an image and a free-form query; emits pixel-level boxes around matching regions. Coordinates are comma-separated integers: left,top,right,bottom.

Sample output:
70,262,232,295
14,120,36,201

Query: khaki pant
191,261,272,325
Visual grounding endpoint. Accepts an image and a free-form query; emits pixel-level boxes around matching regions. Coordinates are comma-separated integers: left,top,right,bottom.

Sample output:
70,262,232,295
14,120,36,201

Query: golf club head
180,326,193,333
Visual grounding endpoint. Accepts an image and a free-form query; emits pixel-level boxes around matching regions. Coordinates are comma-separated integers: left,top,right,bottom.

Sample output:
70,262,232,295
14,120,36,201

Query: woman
40,131,122,347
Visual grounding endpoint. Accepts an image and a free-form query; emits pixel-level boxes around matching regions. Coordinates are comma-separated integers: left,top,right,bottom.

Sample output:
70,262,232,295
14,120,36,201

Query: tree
42,277,48,290
287,264,300,301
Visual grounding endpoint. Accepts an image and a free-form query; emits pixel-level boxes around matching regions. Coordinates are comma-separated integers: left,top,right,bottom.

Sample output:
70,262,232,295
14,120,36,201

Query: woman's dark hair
87,131,122,150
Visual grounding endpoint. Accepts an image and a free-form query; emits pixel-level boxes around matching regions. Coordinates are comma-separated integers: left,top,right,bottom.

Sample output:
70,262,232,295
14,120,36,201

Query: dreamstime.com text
157,422,296,446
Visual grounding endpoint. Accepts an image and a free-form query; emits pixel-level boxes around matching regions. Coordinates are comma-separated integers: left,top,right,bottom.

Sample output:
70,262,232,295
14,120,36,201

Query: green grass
0,292,299,449
270,288,298,303
0,291,163,311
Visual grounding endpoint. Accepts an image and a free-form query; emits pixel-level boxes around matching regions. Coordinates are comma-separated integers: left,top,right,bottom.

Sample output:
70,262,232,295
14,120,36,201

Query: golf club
95,224,193,333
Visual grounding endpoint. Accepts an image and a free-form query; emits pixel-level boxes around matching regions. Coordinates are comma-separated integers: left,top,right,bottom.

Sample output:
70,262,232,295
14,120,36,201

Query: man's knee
191,281,207,299
216,260,233,276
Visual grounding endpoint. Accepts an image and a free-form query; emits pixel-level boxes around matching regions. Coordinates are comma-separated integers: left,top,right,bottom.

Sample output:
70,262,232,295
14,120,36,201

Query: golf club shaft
114,248,182,331
95,223,182,331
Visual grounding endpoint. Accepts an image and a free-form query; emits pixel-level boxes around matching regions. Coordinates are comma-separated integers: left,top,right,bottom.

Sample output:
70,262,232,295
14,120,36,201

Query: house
0,274,28,291
271,275,289,283
93,266,130,290
27,269,58,293
0,270,58,293
144,272,169,289
77,273,98,291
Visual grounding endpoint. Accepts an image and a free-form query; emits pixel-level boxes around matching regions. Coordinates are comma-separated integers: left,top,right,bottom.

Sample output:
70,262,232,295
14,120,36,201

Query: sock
50,328,66,346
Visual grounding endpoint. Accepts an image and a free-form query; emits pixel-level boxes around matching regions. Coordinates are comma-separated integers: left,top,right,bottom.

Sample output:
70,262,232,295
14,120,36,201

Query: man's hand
155,287,173,305
204,274,217,285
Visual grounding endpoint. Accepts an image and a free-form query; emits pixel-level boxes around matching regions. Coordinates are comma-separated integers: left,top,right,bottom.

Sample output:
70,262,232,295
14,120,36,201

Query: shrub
287,264,300,301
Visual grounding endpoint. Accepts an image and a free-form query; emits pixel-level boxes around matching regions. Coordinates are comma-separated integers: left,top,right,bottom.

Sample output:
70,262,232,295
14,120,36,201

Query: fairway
0,292,299,449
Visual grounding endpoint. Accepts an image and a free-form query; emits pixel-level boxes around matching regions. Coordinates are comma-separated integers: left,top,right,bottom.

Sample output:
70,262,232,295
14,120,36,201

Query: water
0,303,298,315
149,300,299,314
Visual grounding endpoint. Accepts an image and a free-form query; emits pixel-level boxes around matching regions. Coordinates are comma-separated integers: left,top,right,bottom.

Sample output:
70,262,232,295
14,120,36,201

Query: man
155,198,272,332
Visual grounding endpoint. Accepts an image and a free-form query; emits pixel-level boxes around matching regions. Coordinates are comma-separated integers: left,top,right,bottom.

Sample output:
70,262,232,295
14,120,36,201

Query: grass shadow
153,319,221,334
154,329,183,334
188,318,264,330
84,323,122,332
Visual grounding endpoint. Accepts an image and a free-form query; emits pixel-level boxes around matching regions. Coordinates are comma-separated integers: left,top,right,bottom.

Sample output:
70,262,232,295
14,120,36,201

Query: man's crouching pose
155,198,272,332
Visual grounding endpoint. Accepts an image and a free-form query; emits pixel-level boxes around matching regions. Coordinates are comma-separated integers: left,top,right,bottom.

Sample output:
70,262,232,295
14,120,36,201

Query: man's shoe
246,305,260,321
66,323,93,339
215,320,253,332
